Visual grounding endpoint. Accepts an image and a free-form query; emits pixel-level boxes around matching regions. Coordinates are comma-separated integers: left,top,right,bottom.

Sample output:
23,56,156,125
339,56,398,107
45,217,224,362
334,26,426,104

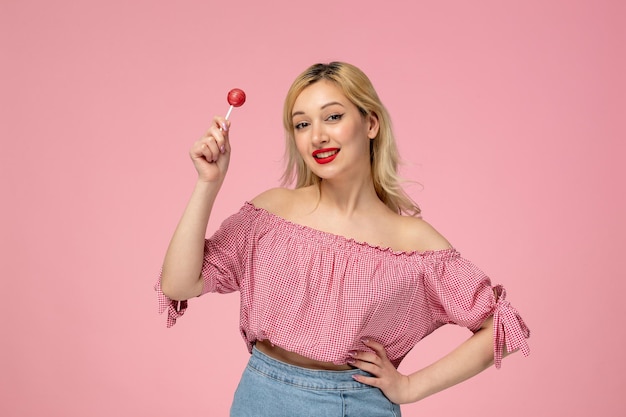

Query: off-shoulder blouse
156,202,530,368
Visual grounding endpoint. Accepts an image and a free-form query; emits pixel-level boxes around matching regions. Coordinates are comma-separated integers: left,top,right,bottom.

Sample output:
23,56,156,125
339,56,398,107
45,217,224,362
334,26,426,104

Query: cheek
335,124,368,151
294,134,309,157
335,121,361,142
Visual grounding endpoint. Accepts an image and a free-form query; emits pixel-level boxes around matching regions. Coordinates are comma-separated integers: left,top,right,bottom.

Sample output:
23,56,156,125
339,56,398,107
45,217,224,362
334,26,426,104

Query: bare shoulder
250,187,314,218
396,214,452,252
250,188,293,213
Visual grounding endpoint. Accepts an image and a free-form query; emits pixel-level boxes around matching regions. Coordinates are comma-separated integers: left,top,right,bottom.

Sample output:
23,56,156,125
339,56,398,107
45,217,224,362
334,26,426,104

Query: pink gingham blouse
156,202,530,368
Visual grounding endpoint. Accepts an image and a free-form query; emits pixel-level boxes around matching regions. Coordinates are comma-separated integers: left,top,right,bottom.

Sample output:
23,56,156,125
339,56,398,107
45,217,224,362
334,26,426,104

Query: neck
317,175,382,217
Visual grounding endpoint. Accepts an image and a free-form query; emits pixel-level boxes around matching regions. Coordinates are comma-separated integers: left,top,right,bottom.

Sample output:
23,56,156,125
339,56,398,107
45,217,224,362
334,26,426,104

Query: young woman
156,62,530,416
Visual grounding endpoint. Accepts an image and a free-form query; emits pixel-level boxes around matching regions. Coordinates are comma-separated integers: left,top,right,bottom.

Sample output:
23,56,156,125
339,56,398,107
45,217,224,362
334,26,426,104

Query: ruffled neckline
244,201,459,259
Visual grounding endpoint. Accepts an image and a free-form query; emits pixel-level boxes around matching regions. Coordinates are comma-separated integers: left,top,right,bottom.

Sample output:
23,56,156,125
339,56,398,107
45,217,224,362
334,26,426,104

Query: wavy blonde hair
281,62,420,216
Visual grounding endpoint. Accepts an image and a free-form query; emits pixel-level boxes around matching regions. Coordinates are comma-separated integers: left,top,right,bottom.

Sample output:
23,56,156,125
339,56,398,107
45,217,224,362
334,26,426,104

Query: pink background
2,1,624,415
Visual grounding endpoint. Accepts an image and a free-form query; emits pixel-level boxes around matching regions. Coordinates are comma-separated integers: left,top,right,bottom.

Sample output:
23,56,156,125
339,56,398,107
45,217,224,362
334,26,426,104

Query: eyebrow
292,101,345,118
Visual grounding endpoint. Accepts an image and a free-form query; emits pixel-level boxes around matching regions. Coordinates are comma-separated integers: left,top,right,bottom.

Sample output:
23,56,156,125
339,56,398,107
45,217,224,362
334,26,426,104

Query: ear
367,112,380,139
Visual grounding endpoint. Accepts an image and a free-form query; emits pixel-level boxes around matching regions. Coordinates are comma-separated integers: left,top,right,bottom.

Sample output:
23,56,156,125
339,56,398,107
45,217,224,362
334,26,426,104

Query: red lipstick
312,148,340,164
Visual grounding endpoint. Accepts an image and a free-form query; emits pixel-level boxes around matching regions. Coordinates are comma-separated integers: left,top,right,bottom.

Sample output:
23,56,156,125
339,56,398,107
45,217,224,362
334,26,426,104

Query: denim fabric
230,346,401,417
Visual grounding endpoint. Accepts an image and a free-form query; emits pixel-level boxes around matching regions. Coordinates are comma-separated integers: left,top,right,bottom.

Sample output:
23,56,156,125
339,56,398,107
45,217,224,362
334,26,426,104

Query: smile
312,148,340,164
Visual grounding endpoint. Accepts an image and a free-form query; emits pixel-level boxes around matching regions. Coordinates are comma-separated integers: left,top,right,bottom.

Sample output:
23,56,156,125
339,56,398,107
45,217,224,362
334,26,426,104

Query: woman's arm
351,316,509,404
160,116,231,301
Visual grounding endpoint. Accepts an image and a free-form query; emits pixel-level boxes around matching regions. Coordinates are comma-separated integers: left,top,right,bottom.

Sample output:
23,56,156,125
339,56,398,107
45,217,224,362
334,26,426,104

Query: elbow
159,277,180,300
160,273,201,301
160,281,183,301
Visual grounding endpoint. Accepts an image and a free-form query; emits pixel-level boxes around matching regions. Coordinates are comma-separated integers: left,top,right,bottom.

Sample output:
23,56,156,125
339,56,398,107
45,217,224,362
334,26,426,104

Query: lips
312,148,340,164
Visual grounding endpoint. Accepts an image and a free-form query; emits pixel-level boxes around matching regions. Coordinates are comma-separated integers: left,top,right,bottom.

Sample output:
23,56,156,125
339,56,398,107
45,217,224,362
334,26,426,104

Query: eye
294,121,310,130
326,113,343,122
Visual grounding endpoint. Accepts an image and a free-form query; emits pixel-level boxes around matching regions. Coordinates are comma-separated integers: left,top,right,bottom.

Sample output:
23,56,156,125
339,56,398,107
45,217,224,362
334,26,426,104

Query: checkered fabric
156,202,530,368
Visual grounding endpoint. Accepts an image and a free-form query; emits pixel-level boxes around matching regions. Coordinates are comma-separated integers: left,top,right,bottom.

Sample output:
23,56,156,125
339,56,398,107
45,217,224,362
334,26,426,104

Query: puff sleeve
155,204,259,327
425,250,530,368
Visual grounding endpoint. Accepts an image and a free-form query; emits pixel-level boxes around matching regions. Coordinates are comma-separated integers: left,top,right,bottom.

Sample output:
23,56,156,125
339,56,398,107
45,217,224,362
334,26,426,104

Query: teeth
315,150,338,159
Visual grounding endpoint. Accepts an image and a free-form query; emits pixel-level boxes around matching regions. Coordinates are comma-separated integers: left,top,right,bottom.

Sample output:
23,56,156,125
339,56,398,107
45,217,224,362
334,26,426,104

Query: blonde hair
281,62,420,216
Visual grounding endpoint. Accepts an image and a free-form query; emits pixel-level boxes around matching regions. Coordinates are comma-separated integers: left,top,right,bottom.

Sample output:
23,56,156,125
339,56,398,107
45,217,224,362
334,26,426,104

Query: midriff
255,339,353,370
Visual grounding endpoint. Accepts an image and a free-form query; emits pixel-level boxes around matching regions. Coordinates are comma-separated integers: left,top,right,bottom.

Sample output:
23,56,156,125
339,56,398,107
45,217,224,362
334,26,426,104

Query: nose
311,122,329,147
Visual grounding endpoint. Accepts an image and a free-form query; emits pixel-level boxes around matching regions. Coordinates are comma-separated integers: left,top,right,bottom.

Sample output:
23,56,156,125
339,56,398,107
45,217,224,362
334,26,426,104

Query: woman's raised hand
190,116,232,183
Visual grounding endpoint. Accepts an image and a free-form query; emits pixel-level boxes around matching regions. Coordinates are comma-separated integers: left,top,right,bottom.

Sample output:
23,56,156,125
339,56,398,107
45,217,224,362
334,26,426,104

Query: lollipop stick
225,105,234,120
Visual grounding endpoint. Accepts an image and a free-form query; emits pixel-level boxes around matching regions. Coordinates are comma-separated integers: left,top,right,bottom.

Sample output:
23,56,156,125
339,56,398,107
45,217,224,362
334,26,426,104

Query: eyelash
294,114,343,130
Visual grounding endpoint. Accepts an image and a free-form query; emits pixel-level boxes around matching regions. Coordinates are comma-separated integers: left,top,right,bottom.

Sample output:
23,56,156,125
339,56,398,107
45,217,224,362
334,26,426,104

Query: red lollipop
225,88,246,120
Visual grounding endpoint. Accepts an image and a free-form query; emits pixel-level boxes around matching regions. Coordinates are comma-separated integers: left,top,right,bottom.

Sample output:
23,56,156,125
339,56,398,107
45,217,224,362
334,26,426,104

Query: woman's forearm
407,317,497,403
160,180,221,300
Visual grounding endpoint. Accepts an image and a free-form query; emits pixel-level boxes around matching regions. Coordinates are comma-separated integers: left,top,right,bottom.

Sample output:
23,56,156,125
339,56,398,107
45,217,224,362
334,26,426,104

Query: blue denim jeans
230,346,401,417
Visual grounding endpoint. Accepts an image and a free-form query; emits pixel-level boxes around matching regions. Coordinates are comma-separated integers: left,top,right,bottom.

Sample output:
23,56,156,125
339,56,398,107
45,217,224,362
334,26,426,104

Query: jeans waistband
248,346,373,391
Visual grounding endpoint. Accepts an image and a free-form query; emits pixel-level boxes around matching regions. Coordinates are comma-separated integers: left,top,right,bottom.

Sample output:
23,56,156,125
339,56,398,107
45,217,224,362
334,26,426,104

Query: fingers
347,339,392,377
349,339,387,365
191,135,220,163
192,116,231,163
352,373,381,387
200,137,221,162
349,355,383,376
348,351,379,373
349,351,387,389
349,340,412,404
207,116,230,154
362,338,389,360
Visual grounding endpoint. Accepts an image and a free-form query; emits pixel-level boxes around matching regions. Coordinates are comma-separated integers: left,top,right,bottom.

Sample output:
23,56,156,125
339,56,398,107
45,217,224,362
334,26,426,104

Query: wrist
194,177,223,193
405,369,433,403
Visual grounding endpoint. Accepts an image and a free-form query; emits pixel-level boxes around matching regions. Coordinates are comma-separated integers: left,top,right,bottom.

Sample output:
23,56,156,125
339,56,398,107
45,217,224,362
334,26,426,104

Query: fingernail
361,338,369,344
346,358,355,365
348,350,357,357
220,145,225,153
221,122,228,132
